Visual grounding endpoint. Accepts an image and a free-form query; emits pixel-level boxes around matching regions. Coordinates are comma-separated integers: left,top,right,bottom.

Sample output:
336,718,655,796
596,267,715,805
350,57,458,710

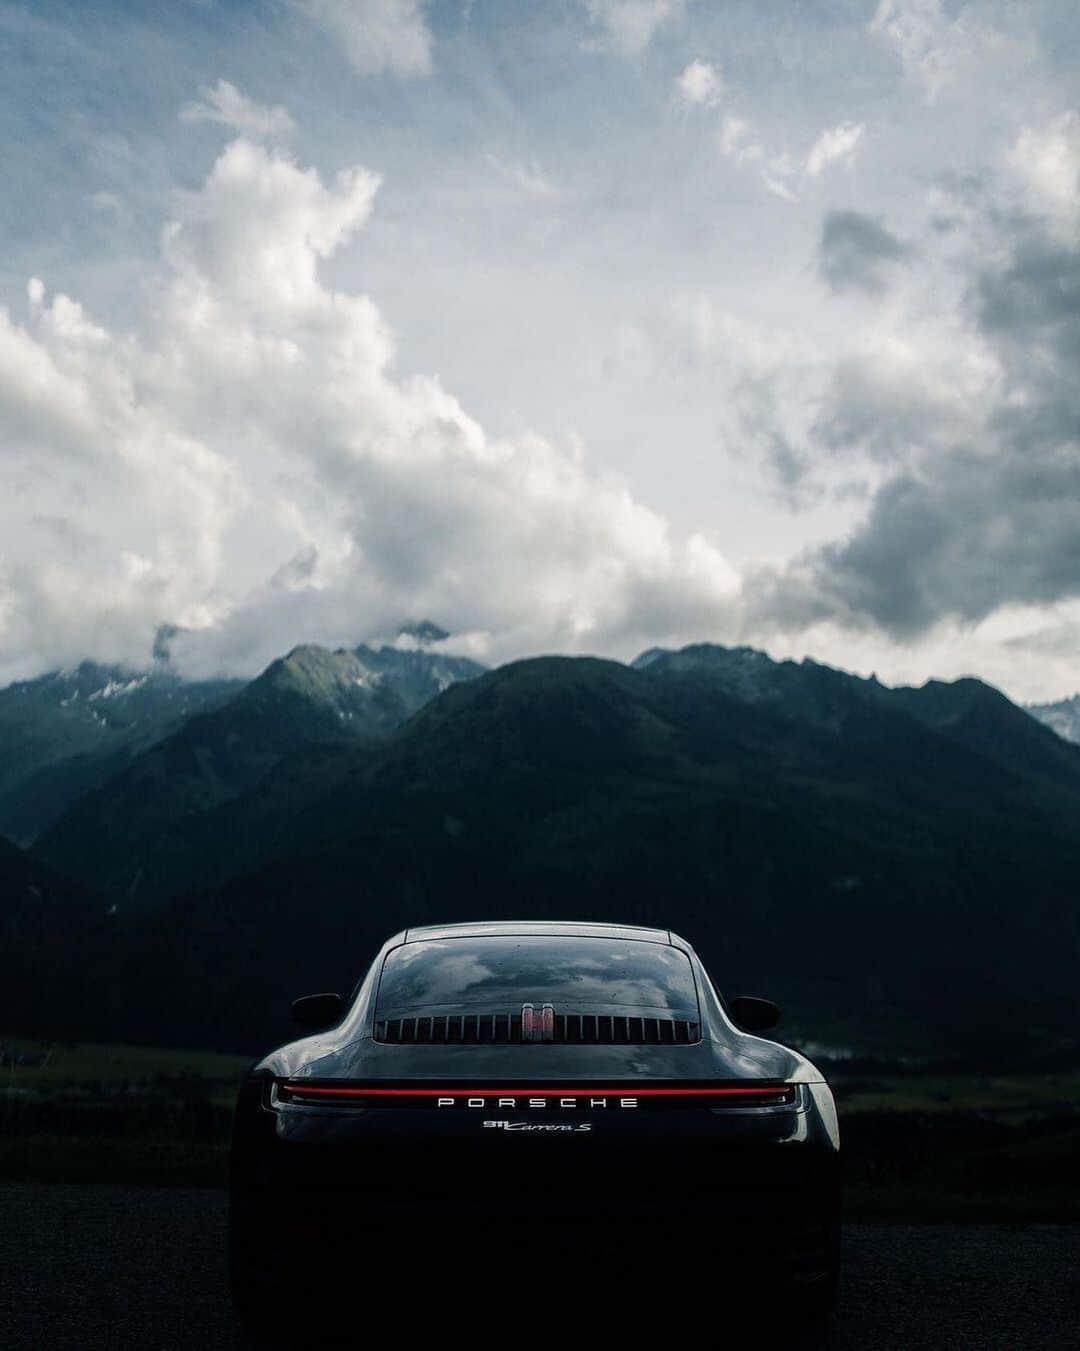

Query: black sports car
230,921,840,1341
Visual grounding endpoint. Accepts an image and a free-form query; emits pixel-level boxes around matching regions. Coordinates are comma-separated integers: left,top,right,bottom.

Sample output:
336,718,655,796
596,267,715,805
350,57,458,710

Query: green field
0,1035,251,1104
3,1035,1078,1217
833,1068,1080,1117
0,1036,248,1186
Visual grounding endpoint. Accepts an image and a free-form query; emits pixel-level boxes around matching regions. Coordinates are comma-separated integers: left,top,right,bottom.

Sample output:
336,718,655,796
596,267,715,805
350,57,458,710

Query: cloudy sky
2,0,1079,700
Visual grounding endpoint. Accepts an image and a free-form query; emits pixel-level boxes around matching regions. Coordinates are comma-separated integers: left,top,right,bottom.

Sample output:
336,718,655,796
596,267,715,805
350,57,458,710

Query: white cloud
674,58,722,108
88,190,133,229
162,138,381,308
806,121,865,177
761,172,798,204
1006,111,1080,236
582,0,686,58
719,116,761,166
180,80,295,141
485,153,558,200
293,0,434,77
719,119,802,202
0,102,742,681
0,276,242,678
869,0,1010,103
719,110,863,200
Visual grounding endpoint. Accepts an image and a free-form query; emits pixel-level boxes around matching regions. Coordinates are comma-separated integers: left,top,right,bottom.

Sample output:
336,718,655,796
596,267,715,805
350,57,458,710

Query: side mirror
291,992,345,1030
728,995,780,1032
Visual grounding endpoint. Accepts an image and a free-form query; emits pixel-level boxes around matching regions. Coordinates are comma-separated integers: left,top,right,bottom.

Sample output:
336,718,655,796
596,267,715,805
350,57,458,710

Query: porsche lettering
435,1096,638,1109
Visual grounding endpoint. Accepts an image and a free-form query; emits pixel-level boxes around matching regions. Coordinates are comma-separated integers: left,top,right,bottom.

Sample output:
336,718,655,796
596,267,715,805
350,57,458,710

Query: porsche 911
229,921,840,1341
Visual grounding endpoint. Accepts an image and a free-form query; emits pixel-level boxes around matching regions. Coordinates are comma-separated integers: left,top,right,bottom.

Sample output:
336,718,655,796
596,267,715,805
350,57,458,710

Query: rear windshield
375,936,698,1017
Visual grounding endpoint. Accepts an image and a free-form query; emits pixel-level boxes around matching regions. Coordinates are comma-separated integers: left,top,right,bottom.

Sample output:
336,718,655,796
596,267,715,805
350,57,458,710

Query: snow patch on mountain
89,676,149,701
1027,695,1080,744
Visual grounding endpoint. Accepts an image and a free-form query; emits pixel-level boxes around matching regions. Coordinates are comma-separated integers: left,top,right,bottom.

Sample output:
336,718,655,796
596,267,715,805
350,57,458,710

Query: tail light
276,1080,797,1110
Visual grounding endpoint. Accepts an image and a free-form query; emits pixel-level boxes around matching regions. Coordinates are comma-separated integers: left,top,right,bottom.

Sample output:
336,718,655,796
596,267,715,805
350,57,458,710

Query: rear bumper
231,1081,840,1288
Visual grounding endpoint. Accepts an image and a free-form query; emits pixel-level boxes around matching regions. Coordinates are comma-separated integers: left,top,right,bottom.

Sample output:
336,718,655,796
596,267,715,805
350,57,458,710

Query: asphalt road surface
1,1183,1078,1349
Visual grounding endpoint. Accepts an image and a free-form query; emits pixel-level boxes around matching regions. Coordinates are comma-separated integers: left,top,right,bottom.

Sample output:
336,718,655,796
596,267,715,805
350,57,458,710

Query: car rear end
230,925,839,1338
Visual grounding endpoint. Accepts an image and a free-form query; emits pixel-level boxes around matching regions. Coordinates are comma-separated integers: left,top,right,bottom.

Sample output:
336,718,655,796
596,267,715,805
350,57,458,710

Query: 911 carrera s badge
484,1120,592,1132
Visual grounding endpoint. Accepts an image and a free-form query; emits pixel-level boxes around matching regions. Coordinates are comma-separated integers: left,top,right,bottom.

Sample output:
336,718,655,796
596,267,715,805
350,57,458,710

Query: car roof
402,920,690,950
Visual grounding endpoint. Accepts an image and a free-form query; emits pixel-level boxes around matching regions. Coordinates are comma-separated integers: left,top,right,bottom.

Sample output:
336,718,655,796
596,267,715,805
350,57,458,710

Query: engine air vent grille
373,1013,700,1045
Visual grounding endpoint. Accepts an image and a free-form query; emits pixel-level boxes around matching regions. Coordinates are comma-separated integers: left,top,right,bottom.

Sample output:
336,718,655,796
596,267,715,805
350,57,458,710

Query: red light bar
278,1081,796,1109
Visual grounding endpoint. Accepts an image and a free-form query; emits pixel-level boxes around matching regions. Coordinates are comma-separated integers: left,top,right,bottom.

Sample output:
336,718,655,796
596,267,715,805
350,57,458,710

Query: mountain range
35,641,484,900
3,638,1080,1060
0,662,240,844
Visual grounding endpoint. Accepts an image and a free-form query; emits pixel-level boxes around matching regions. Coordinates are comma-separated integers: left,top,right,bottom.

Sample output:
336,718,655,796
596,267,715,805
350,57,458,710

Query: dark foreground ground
1,1183,1077,1350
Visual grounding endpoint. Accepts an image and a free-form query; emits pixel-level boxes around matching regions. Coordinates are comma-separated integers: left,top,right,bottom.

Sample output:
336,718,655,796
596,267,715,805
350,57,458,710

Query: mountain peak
632,641,763,667
631,642,802,706
241,645,392,724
